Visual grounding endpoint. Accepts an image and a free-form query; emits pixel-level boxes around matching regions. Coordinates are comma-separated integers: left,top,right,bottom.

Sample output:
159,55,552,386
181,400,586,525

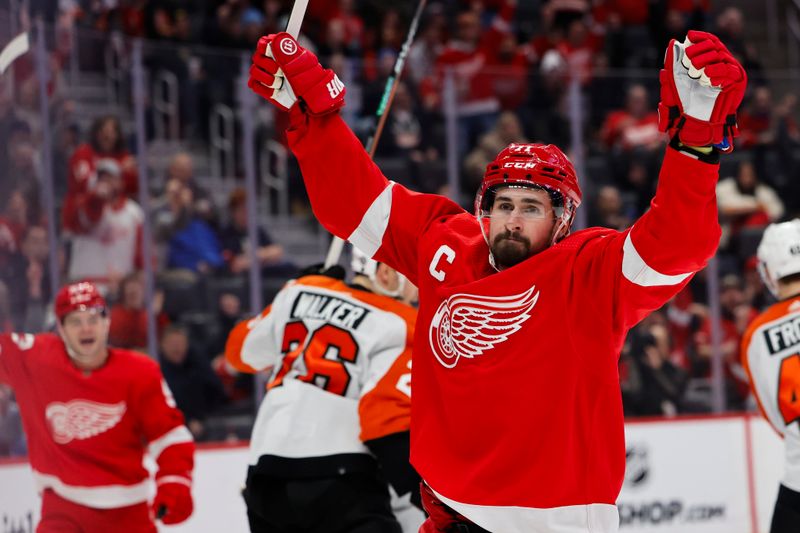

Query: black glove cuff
669,136,720,165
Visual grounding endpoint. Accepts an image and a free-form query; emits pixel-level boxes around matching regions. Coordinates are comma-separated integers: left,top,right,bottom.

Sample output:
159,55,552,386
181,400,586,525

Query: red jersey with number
284,108,721,532
0,333,194,509
742,296,800,492
225,275,416,475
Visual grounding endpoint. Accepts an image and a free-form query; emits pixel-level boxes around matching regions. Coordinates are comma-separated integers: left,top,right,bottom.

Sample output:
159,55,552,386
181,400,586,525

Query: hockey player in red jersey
0,281,195,532
247,29,745,533
742,219,800,533
225,253,420,533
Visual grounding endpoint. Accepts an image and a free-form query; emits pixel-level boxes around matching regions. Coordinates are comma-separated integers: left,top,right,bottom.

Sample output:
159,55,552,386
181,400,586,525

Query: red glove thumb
153,479,193,525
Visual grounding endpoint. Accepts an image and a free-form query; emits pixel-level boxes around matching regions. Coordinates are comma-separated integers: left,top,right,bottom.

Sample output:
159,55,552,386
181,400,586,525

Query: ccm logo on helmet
503,162,537,170
279,38,297,55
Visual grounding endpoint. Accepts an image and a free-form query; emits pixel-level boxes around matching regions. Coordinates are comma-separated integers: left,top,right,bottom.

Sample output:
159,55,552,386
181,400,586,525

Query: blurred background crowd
0,0,799,456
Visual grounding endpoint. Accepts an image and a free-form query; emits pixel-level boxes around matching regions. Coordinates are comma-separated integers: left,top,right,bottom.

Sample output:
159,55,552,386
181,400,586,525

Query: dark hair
779,272,800,286
89,116,126,154
228,187,247,210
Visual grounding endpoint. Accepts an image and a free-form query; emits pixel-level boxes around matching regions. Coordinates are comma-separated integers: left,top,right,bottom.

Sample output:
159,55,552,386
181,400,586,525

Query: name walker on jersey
290,291,370,330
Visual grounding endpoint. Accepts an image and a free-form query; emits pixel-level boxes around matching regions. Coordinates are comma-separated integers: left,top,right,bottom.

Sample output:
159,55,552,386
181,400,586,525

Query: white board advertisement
618,417,753,533
0,415,787,533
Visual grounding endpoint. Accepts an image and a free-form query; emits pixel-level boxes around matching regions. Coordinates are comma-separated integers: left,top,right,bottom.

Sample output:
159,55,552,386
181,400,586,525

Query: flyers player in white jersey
742,219,800,533
246,29,746,533
0,281,195,532
225,252,420,533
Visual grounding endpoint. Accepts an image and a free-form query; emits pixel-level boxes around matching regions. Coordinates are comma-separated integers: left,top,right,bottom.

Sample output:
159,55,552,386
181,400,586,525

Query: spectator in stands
0,384,26,457
625,323,689,416
464,111,528,191
663,287,705,373
692,274,758,409
742,255,770,312
406,8,446,87
371,82,442,191
0,190,31,270
553,18,602,86
586,185,633,231
601,84,664,153
62,158,144,293
218,188,296,279
209,292,254,408
361,48,401,117
321,0,364,57
154,178,224,275
2,120,40,219
159,324,227,440
714,6,764,85
165,152,216,225
108,272,169,352
487,32,530,112
738,87,800,154
716,159,784,252
424,5,515,154
2,226,51,332
69,116,138,198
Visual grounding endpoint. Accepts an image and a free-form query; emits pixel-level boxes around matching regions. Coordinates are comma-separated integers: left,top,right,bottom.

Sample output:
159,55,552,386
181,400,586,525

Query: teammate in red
247,30,746,533
742,220,800,533
225,255,420,533
0,281,195,532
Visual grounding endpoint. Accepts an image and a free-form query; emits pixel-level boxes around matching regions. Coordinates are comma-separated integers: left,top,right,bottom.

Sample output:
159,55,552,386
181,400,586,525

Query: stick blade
0,32,30,74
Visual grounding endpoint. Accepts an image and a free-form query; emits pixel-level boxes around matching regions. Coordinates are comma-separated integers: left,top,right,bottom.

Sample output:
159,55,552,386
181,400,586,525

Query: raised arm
247,33,463,281
577,31,747,335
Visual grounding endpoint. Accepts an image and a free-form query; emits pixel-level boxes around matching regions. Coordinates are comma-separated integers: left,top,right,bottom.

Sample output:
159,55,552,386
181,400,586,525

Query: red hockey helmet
474,143,582,225
55,281,107,321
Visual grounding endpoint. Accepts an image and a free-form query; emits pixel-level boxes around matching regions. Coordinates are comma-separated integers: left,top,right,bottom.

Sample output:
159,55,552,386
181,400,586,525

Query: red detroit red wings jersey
0,333,194,509
285,109,721,532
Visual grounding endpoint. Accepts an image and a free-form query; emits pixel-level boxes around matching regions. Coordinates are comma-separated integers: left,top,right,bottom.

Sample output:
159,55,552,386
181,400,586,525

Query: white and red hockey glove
658,30,747,152
153,478,193,525
248,33,346,116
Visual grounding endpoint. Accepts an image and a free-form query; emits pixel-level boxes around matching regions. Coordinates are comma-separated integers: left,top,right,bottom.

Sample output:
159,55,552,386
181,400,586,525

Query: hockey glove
658,30,747,152
153,479,193,525
248,33,346,116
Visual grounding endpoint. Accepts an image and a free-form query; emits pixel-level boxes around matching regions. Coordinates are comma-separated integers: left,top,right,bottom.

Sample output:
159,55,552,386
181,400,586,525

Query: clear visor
479,184,565,220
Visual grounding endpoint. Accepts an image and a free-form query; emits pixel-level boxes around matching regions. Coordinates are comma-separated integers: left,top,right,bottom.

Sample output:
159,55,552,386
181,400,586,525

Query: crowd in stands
0,0,799,454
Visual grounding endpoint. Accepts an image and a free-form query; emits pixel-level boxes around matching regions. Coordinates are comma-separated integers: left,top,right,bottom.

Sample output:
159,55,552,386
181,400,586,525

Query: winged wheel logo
45,400,126,444
429,286,539,368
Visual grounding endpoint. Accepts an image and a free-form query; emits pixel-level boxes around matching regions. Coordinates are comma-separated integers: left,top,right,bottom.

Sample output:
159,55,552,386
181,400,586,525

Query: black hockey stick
324,0,429,267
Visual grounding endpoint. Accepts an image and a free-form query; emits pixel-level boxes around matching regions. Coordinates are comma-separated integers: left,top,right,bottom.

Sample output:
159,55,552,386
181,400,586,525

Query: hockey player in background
0,281,195,531
225,251,421,533
247,28,746,533
742,219,800,533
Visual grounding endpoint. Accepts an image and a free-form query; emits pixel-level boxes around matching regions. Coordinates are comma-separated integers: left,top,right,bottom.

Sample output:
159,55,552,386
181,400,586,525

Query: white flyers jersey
742,295,800,491
225,275,415,472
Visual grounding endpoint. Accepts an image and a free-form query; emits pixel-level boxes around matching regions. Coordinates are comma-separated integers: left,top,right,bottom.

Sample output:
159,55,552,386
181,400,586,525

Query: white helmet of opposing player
351,246,406,299
757,219,800,298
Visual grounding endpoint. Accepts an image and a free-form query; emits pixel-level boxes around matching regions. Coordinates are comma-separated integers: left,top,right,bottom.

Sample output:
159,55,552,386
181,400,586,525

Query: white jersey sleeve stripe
147,425,193,461
622,232,692,287
348,182,395,258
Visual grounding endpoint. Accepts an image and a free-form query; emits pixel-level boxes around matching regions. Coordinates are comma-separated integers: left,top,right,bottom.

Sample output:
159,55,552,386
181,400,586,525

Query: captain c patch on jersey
763,315,800,355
